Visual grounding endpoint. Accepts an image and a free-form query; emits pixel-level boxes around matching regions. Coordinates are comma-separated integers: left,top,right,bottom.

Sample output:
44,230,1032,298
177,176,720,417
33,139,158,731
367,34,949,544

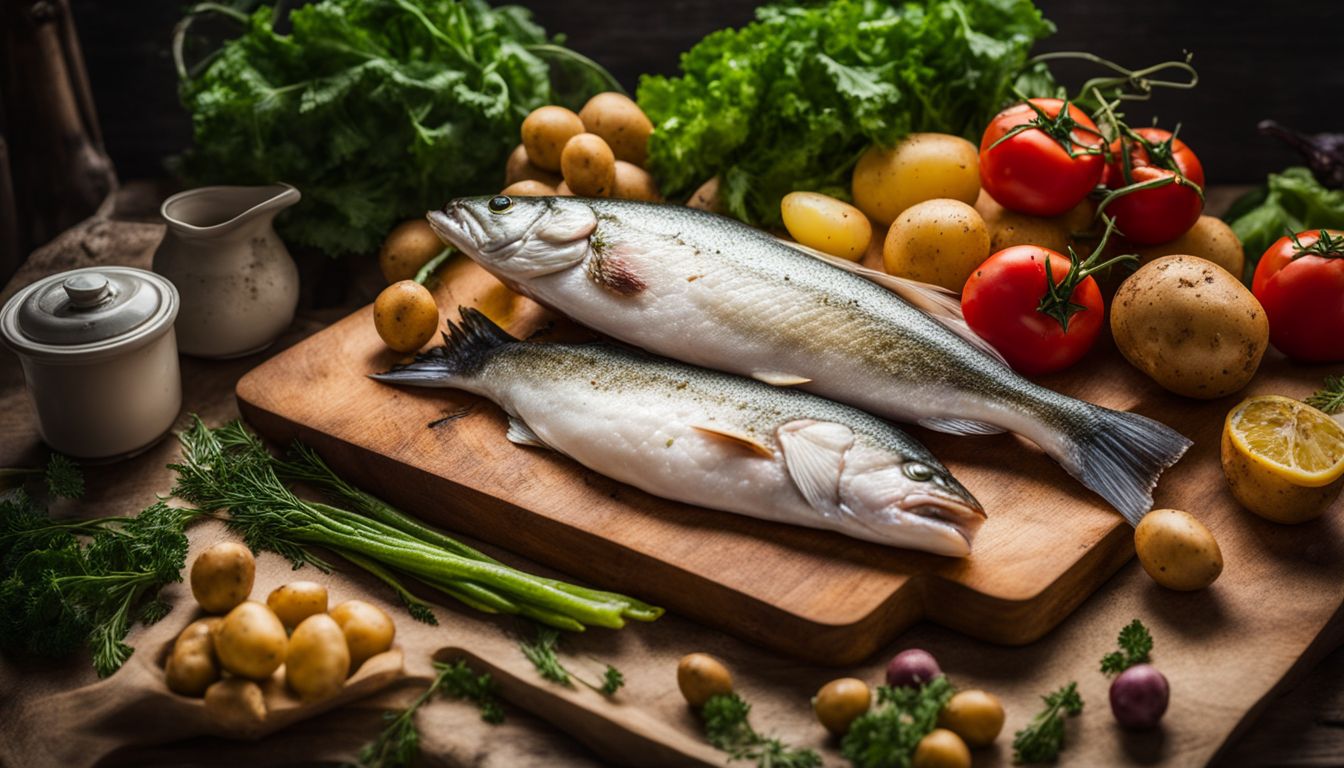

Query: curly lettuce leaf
1226,166,1344,277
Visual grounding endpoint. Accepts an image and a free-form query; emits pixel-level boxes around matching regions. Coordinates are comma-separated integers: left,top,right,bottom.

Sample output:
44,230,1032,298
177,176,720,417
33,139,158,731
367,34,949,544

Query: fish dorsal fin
751,370,812,387
919,417,1007,436
774,237,1010,367
506,415,551,450
692,423,774,458
777,419,854,515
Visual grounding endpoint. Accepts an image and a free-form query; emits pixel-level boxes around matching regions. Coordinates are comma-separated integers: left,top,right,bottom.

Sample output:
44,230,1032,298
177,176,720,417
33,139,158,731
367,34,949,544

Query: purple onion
885,649,942,688
1110,664,1169,729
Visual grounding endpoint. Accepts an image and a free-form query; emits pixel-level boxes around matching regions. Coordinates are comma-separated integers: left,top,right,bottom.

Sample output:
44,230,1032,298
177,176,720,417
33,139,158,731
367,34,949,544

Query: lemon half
1221,395,1344,523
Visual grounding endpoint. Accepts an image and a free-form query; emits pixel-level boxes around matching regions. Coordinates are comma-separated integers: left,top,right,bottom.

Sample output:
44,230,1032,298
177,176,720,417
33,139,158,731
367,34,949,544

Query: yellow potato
613,161,662,202
938,689,1005,747
520,106,585,172
578,92,653,167
1110,255,1268,399
504,143,562,187
852,133,980,226
1133,215,1245,278
1134,509,1223,590
373,280,439,353
560,133,616,197
780,191,872,261
501,179,556,197
974,188,1070,254
555,180,574,196
812,677,871,736
378,219,444,285
266,581,329,630
677,653,733,708
913,728,971,768
165,618,222,697
190,541,255,614
214,601,287,680
204,678,267,731
883,199,990,291
286,614,351,701
686,176,722,213
329,599,396,672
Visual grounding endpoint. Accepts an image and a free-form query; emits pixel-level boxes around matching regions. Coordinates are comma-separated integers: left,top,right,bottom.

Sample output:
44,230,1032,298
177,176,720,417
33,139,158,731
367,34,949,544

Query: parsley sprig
1012,682,1084,764
701,692,821,768
1100,619,1154,676
841,676,955,768
358,659,503,768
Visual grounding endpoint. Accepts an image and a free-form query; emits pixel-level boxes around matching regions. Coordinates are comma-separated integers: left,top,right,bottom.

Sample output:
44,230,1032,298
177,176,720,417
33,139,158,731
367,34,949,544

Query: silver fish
428,195,1192,524
374,309,985,556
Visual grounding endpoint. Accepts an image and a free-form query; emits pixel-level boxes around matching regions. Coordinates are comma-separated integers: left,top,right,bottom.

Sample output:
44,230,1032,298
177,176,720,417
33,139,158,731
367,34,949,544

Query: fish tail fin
1062,406,1192,526
370,306,516,387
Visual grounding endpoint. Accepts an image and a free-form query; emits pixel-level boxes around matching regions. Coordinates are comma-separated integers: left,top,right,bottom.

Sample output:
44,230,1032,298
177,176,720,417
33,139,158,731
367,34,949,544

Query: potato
165,618,222,697
938,689,1005,747
504,143,562,187
1110,255,1269,398
1134,508,1223,590
781,191,873,261
852,133,980,226
1133,215,1245,278
286,614,351,701
813,677,871,736
912,728,971,768
204,678,267,730
612,161,662,202
578,92,653,168
883,199,990,291
379,219,444,284
214,601,288,680
555,180,574,196
266,581,328,630
560,133,616,197
520,106,584,172
974,189,1070,254
329,599,396,672
677,653,732,708
500,179,556,197
686,176,723,213
373,280,439,353
190,541,255,614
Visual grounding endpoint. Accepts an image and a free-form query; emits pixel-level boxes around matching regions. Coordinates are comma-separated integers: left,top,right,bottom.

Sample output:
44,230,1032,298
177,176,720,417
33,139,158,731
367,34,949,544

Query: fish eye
903,462,934,482
488,195,513,214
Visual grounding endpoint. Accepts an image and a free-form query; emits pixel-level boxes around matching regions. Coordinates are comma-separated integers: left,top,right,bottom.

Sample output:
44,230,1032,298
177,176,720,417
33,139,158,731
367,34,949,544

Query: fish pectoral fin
918,417,1007,436
777,419,854,514
751,370,812,387
691,424,774,458
505,416,552,450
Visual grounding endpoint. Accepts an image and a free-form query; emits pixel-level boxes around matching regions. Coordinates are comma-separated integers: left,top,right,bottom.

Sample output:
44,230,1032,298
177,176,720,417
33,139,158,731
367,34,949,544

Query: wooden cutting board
236,253,1300,664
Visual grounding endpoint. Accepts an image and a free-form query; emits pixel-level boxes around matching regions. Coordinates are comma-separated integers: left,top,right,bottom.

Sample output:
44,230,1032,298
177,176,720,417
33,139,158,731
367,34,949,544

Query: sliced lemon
1221,395,1344,523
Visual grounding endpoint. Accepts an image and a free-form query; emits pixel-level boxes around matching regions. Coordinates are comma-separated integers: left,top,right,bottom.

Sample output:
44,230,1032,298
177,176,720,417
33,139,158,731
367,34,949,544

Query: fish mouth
897,492,987,557
427,202,480,255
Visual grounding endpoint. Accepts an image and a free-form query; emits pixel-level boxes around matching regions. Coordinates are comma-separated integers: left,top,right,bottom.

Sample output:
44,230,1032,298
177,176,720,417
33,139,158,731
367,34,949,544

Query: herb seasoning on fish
374,308,985,557
428,195,1191,524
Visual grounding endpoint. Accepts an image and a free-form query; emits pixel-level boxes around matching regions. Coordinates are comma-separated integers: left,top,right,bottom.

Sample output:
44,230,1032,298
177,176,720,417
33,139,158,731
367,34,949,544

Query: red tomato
1102,128,1204,245
979,99,1106,217
1251,230,1344,362
962,245,1106,376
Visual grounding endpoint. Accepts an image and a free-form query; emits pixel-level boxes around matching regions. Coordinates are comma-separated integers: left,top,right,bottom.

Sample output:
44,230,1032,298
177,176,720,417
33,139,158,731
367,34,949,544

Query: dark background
68,0,1344,186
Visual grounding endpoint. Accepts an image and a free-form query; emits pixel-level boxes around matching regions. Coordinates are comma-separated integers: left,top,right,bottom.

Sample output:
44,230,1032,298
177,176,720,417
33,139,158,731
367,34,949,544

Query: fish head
428,196,596,279
839,457,985,557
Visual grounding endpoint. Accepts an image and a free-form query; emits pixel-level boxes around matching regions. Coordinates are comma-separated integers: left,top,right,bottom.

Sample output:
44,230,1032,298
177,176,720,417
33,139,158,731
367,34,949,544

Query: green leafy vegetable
176,0,613,256
701,692,822,768
637,0,1056,226
1012,682,1083,764
1307,376,1344,416
1225,166,1344,277
841,676,955,768
45,454,84,499
519,624,626,696
1100,618,1154,676
358,659,503,768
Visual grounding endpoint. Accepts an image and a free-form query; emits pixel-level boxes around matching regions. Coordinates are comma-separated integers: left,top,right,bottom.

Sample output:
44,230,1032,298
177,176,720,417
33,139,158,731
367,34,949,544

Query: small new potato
781,191,873,261
974,189,1070,254
214,601,288,680
521,106,585,172
613,161,661,202
578,92,653,167
504,143,562,187
687,176,723,213
165,618,222,697
373,280,439,353
1134,508,1223,591
500,179,556,197
912,728,971,768
883,199,990,291
1110,664,1169,730
1110,255,1268,399
561,133,616,197
204,678,267,730
190,541,255,614
1134,215,1245,278
852,133,980,226
938,689,1005,747
286,613,351,701
813,677,871,736
886,648,941,688
379,219,444,284
555,180,574,196
329,599,396,672
677,653,733,708
266,581,328,630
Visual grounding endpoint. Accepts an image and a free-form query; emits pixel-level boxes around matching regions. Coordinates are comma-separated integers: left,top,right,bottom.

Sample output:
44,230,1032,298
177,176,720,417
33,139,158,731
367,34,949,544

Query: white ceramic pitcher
153,183,301,358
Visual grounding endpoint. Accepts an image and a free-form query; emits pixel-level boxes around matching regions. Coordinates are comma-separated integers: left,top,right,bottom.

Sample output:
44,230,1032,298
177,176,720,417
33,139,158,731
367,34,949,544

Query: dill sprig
1100,618,1154,676
1306,375,1344,415
519,625,626,696
701,692,821,768
358,659,504,768
1012,682,1084,764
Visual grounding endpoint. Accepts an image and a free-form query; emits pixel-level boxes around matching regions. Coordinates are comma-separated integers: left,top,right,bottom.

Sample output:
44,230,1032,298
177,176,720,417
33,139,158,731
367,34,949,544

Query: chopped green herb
1012,682,1084,764
702,692,822,768
358,659,503,768
601,665,625,696
45,454,84,499
521,626,571,685
1100,619,1154,676
1306,375,1344,415
841,676,955,768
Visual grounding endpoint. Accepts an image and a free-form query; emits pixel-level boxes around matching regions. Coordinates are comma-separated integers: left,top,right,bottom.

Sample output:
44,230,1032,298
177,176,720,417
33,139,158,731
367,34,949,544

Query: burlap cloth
2,191,1342,767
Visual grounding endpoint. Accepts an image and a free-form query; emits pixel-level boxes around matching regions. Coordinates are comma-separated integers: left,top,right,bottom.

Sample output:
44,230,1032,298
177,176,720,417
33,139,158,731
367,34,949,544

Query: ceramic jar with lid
1,266,182,460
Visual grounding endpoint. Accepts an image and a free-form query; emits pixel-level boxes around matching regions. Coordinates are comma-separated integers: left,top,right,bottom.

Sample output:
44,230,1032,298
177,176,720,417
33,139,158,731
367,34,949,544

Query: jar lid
1,267,179,360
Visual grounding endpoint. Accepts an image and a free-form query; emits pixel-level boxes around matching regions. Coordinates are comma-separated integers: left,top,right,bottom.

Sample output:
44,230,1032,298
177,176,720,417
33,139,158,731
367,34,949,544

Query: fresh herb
600,665,625,696
0,453,84,498
1307,376,1344,415
1011,682,1083,764
841,676,955,768
358,659,503,768
637,0,1056,227
1101,618,1154,676
701,692,822,768
519,624,626,696
171,417,662,631
175,0,616,256
1225,167,1344,277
